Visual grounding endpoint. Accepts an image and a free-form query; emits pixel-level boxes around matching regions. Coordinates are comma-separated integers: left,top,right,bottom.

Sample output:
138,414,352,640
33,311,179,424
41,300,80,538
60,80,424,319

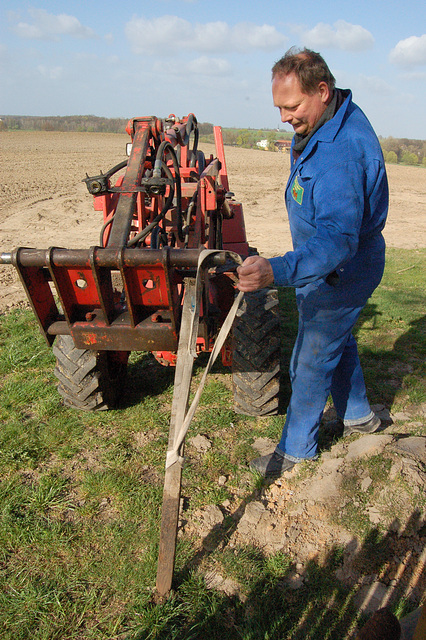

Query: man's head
272,48,335,136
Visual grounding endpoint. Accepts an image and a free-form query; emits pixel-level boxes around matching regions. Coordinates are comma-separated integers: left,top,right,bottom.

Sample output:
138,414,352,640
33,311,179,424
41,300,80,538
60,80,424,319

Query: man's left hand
237,256,274,291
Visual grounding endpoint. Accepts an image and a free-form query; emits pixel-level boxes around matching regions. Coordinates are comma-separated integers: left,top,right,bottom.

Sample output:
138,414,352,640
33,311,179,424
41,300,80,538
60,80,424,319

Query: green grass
0,248,425,638
356,249,426,411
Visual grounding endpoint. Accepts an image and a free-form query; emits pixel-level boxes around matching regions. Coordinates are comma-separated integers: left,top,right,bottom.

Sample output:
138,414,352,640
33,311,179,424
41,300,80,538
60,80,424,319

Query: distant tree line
0,115,215,136
0,115,291,152
223,128,292,148
0,115,281,153
0,115,129,133
200,128,292,150
379,136,426,166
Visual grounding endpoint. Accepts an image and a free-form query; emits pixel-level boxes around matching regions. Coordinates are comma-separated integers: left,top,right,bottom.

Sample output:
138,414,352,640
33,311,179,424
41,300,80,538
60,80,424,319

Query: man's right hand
237,256,274,292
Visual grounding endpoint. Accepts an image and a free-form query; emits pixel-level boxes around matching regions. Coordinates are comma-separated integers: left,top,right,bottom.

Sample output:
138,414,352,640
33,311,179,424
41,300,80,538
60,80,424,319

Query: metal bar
156,278,197,598
117,247,137,328
45,322,71,335
45,315,179,352
89,246,114,326
107,121,152,248
213,126,230,192
7,247,225,269
70,318,178,352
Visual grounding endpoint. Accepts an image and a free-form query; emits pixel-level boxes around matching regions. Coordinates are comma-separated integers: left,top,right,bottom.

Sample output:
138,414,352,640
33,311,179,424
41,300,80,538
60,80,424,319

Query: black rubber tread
52,335,128,411
232,288,281,416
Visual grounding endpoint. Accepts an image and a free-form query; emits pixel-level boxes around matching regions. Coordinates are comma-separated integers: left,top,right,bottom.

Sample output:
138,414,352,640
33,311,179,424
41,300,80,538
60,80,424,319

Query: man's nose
280,109,291,123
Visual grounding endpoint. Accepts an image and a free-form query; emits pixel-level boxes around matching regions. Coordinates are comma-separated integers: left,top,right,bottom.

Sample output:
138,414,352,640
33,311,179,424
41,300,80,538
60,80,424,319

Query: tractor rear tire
232,288,281,416
53,335,129,411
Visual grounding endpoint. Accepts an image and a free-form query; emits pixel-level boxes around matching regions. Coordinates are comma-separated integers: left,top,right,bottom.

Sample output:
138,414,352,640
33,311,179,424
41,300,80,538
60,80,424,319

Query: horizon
2,115,426,143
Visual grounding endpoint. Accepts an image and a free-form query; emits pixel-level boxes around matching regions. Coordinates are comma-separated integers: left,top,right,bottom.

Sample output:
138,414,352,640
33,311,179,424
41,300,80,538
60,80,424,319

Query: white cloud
12,8,95,41
187,56,232,75
125,16,286,55
302,20,374,51
37,65,64,80
389,35,426,67
232,23,288,50
188,20,228,52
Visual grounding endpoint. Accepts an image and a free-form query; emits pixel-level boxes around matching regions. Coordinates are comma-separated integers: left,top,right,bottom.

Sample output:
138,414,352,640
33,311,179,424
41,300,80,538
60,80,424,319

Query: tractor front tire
232,288,281,416
53,335,128,411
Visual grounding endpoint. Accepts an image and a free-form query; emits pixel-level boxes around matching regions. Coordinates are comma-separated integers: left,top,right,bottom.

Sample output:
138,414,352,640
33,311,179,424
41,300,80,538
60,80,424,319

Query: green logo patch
291,175,304,205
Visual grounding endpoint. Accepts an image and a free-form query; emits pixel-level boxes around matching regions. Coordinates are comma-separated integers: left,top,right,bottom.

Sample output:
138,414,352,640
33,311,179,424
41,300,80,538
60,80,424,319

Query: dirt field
1,130,425,313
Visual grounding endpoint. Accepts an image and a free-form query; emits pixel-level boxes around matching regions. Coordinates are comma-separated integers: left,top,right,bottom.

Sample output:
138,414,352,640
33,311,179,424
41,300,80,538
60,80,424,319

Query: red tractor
3,114,280,417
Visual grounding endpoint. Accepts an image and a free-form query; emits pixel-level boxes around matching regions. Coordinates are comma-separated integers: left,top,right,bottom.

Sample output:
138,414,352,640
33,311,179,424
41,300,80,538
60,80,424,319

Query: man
237,48,388,478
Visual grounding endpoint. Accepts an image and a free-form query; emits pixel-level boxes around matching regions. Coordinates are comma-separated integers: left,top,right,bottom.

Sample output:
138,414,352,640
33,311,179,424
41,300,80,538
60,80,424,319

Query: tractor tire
232,288,281,416
53,335,129,411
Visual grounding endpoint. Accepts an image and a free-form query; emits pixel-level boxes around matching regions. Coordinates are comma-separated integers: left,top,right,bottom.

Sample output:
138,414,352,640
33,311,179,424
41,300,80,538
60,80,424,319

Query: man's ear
318,81,331,104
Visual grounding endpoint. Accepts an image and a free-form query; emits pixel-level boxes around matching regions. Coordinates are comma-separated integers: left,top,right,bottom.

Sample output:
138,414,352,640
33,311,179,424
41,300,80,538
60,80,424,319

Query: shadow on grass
117,342,240,411
358,310,426,414
117,350,223,411
130,507,424,640
120,353,175,409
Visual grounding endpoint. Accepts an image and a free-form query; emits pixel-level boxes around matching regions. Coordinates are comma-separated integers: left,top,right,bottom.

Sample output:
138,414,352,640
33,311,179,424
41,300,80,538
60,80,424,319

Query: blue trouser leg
331,333,371,423
276,280,373,461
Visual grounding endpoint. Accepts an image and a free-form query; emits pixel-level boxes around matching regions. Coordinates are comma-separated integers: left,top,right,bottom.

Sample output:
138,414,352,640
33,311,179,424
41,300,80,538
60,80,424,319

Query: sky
0,1,425,139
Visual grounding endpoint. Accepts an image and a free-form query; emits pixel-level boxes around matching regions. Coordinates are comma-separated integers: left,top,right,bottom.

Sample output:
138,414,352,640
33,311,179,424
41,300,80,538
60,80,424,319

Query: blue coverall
269,91,389,461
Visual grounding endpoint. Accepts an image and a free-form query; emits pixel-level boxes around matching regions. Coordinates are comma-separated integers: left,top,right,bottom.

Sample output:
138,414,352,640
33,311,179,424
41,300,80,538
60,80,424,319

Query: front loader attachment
7,246,224,352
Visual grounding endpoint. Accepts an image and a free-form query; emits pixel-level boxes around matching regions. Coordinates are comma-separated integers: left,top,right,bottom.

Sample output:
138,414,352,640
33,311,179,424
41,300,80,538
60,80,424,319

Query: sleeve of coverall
269,161,365,287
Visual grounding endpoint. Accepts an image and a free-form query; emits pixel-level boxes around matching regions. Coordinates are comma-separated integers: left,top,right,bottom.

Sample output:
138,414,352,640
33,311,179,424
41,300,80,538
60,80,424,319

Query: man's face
272,73,331,136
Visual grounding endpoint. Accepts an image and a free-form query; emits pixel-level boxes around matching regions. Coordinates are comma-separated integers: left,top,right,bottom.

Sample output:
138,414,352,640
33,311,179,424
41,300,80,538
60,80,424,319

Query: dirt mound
183,410,426,616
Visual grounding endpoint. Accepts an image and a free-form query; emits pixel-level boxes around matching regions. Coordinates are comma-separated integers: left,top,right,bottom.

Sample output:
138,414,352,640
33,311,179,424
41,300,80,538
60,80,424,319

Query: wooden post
155,279,197,598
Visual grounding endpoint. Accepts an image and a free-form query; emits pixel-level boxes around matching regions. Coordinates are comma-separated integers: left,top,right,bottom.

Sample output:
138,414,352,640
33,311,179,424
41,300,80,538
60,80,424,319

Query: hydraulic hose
126,162,175,247
153,142,184,242
99,214,114,247
188,119,199,167
104,159,128,179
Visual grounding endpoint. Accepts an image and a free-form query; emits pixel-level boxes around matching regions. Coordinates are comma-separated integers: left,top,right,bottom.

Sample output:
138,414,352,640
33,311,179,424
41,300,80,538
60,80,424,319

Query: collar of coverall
292,88,349,155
